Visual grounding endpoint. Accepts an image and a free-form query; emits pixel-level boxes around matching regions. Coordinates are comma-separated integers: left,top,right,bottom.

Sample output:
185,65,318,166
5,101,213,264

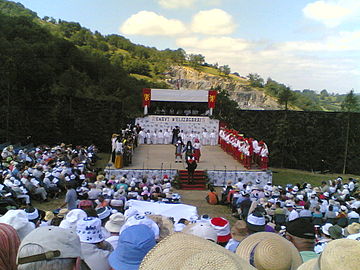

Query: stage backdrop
135,115,219,143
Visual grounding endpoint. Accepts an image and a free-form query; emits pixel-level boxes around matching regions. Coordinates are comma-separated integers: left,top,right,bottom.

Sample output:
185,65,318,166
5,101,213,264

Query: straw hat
345,222,360,236
57,209,69,219
147,215,174,241
139,233,256,270
182,222,217,242
44,211,55,222
298,239,360,270
231,220,248,242
236,232,303,270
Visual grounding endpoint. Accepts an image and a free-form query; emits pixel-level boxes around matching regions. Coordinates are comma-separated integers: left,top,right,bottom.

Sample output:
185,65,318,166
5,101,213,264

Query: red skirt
193,149,201,161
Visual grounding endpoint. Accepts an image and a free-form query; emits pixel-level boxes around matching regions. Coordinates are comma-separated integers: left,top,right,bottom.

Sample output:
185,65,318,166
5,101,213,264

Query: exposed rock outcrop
165,66,282,110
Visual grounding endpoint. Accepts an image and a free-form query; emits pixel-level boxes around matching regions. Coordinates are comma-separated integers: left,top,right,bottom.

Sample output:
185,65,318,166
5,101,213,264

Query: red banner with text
142,88,151,107
208,90,217,108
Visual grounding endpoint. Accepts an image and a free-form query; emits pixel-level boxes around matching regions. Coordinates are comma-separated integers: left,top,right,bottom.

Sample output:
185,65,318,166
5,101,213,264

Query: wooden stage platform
110,145,249,171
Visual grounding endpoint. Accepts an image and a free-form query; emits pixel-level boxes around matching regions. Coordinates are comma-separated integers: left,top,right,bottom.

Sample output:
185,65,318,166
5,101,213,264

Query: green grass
271,167,360,187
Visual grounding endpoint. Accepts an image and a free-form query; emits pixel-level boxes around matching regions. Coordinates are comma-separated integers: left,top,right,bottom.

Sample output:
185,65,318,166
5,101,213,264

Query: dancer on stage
174,139,185,163
210,130,217,146
193,138,201,162
184,141,194,160
186,154,197,184
172,126,180,144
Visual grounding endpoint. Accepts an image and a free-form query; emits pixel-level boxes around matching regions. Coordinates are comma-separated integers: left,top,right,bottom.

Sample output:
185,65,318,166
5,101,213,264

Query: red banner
142,88,151,107
208,90,217,108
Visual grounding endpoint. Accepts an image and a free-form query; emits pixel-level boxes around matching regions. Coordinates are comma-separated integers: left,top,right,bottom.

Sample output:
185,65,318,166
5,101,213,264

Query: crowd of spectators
1,142,360,269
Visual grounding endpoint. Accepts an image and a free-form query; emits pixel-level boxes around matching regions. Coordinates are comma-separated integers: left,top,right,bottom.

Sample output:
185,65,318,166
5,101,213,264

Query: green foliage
219,65,231,76
187,54,205,70
247,73,264,88
341,90,360,112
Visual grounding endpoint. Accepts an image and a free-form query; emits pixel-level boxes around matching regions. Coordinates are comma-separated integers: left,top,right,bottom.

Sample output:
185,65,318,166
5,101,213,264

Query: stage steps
177,170,207,190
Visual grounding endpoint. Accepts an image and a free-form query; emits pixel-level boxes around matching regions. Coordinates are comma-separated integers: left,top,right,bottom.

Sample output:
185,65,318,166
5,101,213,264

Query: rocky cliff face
165,66,282,110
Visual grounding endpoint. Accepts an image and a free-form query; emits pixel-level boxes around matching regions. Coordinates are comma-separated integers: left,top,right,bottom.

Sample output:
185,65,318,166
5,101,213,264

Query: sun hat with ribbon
182,221,217,242
139,232,256,270
236,231,303,270
96,206,112,220
297,239,360,270
210,217,231,243
76,217,104,244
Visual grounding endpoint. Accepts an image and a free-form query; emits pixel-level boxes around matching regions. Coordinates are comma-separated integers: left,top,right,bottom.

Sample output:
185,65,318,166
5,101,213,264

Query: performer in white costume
138,129,145,144
202,129,209,145
146,130,151,144
157,129,164,144
150,130,157,144
210,130,217,146
163,129,170,144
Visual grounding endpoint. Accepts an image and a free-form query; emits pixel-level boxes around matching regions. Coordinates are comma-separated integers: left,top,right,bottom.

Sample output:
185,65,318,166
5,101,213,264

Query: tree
341,89,359,112
247,73,264,88
187,54,205,70
278,86,296,110
219,65,231,76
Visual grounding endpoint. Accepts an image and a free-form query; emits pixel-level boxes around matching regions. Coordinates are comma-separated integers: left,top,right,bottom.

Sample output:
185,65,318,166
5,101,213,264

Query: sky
15,0,360,94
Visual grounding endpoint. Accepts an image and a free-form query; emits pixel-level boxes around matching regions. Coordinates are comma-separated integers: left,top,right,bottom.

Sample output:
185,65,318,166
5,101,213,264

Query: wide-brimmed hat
24,207,39,221
57,209,69,219
59,209,87,231
182,222,217,242
236,232,303,270
344,222,360,236
0,210,35,240
297,239,360,270
105,213,126,233
321,223,333,236
231,220,248,241
147,215,174,241
120,215,160,240
44,211,55,221
96,206,112,220
246,212,266,233
328,225,343,239
139,233,256,270
76,217,104,244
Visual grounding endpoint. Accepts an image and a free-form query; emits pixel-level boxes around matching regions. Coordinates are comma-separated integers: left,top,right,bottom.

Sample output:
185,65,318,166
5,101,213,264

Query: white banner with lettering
135,115,219,145
126,199,198,222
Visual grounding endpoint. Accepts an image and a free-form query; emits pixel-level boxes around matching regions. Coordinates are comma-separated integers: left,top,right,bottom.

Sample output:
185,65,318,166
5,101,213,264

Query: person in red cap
210,217,231,247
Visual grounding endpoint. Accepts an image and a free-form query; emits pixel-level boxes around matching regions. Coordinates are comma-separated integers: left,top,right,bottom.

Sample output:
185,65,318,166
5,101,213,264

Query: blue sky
16,0,360,93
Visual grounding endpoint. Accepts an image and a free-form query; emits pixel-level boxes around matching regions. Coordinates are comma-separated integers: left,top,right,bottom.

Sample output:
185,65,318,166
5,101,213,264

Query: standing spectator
60,183,78,210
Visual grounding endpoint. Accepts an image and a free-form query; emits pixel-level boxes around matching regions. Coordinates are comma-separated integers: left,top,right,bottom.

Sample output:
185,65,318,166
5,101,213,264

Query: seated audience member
225,220,249,252
105,213,126,249
0,209,35,240
286,218,318,262
210,217,232,247
297,239,360,270
206,187,219,205
76,217,113,270
17,226,90,270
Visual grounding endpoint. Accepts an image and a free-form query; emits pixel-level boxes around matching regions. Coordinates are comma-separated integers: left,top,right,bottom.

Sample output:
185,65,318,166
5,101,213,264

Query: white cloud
303,0,360,27
157,0,196,9
120,11,187,36
279,30,360,51
177,36,250,51
191,9,236,35
176,36,359,92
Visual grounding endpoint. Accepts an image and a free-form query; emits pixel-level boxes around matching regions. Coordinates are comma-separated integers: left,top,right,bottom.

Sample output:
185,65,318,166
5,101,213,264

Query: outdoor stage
105,145,272,186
